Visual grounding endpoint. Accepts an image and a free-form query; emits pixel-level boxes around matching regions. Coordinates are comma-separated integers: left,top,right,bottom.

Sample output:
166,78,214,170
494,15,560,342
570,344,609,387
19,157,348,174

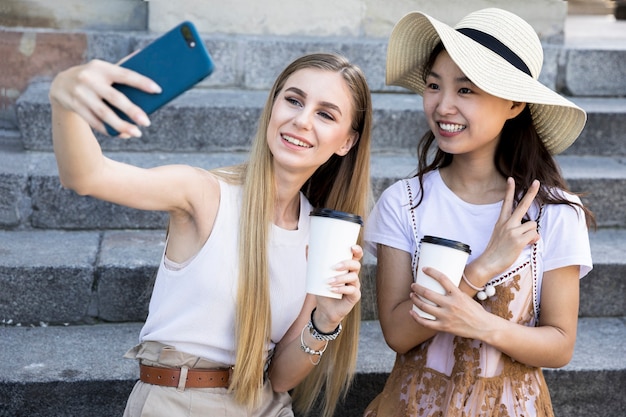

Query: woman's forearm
50,101,106,194
268,324,329,392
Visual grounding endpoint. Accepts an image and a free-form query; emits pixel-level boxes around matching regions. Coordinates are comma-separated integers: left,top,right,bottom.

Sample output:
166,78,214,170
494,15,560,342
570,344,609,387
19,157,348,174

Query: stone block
86,31,134,64
0,147,29,227
565,49,626,97
0,0,147,31
0,380,135,417
22,151,167,230
0,29,86,114
580,263,626,317
580,228,626,317
540,44,560,90
198,37,242,89
568,177,626,228
371,93,428,152
14,81,51,151
557,98,626,157
241,37,388,92
29,174,168,230
95,231,164,322
149,0,363,37
360,257,378,321
148,0,566,40
0,231,98,325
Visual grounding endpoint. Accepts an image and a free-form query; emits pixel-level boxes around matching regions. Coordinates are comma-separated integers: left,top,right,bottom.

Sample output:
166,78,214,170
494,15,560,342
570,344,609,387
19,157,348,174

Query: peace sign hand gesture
470,177,540,282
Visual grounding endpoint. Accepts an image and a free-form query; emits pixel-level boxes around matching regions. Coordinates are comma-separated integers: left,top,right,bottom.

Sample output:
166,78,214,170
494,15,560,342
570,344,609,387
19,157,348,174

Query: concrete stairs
1,16,626,416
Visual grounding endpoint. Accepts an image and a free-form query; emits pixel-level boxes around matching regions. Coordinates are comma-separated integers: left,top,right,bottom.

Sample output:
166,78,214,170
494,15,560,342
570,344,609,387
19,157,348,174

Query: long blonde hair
213,52,372,416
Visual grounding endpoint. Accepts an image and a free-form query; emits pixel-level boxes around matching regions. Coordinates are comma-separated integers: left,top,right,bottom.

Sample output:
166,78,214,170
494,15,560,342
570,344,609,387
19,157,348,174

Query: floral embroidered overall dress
364,180,553,417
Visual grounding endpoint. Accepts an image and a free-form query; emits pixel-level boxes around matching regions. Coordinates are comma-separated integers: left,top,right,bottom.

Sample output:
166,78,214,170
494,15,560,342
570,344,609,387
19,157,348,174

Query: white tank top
139,180,311,365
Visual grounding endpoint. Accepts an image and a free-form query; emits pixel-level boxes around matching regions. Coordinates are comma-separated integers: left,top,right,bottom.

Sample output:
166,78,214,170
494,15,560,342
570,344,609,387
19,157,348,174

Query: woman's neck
439,159,507,205
272,172,306,230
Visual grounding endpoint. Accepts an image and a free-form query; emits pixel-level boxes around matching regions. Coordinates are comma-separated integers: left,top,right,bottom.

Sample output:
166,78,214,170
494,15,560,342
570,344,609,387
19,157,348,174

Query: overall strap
403,179,421,276
531,205,545,320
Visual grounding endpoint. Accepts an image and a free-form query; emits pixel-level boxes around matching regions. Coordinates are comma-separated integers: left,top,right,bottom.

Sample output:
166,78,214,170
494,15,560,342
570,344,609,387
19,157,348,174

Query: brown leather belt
139,363,231,388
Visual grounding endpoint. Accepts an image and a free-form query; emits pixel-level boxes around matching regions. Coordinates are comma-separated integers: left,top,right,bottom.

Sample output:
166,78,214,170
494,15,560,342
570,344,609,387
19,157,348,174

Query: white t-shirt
140,180,311,365
365,171,592,280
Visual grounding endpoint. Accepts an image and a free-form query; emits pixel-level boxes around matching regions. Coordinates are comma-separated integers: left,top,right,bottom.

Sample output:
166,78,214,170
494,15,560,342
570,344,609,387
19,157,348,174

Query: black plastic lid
309,208,363,226
420,235,471,254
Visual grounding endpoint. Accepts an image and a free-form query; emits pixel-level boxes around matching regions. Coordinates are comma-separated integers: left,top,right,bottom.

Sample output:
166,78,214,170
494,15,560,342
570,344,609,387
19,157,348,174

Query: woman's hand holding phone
49,59,161,138
104,21,215,137
50,21,214,138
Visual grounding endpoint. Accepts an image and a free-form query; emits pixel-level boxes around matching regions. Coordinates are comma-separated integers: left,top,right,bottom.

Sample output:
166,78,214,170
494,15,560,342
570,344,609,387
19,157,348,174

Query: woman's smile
281,133,313,149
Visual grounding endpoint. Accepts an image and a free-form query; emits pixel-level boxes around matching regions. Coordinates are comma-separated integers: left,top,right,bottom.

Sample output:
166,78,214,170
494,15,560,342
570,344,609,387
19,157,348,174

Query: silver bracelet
300,324,328,365
308,307,342,341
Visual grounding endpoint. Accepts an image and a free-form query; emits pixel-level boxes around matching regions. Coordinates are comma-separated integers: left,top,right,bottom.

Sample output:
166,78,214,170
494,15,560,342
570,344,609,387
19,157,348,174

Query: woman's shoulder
537,187,587,231
544,185,583,204
539,187,585,219
373,173,439,214
192,168,222,198
381,171,439,196
376,178,409,208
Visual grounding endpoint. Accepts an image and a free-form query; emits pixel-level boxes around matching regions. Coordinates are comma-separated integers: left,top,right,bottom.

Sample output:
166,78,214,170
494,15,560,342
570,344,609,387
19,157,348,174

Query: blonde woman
49,52,372,417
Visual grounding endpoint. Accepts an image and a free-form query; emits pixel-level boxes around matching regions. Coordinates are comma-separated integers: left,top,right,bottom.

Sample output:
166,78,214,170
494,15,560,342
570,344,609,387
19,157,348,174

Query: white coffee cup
413,235,471,320
306,208,363,299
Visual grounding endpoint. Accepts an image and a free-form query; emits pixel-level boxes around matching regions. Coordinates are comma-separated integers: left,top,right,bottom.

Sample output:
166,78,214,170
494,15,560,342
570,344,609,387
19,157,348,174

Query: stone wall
0,0,568,38
147,0,567,40
0,0,148,30
0,0,568,128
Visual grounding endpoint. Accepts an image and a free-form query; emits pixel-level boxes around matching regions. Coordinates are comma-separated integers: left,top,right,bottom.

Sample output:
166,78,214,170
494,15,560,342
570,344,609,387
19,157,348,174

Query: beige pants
122,342,294,417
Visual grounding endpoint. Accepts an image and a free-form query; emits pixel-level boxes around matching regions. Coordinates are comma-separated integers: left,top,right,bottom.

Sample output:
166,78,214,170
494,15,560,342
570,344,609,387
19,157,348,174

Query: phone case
105,21,215,136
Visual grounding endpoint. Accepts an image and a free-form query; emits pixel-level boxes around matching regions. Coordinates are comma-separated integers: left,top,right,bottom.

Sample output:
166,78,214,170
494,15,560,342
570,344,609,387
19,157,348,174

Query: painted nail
130,126,142,137
137,114,151,127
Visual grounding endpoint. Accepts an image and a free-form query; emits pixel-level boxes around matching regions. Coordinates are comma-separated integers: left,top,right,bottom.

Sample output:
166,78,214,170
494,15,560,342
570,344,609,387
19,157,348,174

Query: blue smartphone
105,21,215,136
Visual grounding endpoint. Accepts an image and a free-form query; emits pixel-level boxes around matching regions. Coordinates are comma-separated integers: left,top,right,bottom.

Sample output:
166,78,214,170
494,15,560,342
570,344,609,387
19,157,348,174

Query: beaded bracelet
462,273,496,300
300,324,329,365
309,307,342,341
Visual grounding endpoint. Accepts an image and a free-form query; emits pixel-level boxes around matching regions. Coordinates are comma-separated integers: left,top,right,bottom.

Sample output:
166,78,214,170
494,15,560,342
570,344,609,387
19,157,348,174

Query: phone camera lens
181,25,196,48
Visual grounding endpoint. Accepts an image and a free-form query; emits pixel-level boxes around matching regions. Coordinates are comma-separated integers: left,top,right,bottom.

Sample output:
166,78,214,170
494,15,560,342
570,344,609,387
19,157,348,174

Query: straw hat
386,8,586,154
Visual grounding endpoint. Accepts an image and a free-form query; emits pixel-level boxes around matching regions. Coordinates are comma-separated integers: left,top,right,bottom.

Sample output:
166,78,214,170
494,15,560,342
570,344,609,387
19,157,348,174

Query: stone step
0,228,623,325
0,318,624,416
15,84,626,156
1,145,624,230
5,24,625,97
